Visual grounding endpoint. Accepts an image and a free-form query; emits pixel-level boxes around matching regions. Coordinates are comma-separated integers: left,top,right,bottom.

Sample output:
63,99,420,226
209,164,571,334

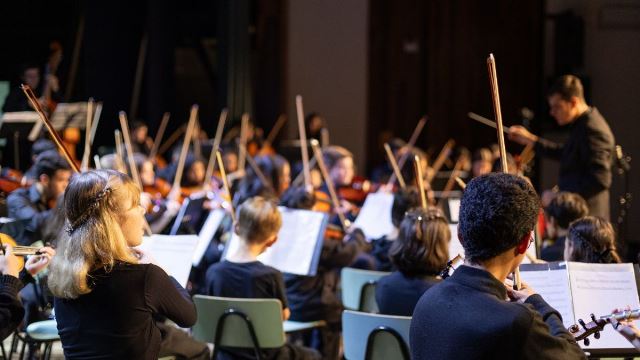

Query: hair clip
93,186,112,205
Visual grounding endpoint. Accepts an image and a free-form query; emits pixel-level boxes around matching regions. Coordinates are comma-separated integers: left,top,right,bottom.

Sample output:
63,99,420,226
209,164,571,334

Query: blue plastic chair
340,267,389,312
342,310,411,360
13,319,60,360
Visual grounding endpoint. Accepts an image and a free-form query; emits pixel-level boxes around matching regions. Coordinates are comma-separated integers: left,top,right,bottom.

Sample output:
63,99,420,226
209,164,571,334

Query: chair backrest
342,310,411,360
0,81,9,113
192,295,286,349
341,267,389,312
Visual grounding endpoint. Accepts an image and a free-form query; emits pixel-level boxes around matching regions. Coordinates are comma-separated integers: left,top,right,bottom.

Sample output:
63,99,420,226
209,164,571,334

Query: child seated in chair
375,207,450,316
280,186,368,360
205,196,320,360
370,186,421,271
540,192,588,261
564,216,621,264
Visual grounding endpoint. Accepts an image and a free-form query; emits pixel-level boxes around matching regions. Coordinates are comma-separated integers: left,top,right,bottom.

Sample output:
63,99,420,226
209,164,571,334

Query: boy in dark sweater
205,196,319,360
410,173,585,359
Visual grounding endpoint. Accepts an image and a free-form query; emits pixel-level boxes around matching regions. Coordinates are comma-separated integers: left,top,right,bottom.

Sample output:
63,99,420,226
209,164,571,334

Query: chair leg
19,338,27,360
10,331,19,356
43,342,53,360
0,342,6,360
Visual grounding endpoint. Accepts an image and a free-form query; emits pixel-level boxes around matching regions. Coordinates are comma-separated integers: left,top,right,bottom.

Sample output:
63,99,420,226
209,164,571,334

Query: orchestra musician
7,150,71,245
471,148,493,178
369,186,421,271
0,242,55,342
317,145,359,223
564,216,622,264
375,207,451,316
410,173,585,359
204,196,320,360
130,121,154,156
509,75,615,220
232,154,291,207
281,185,368,360
2,63,61,113
540,192,589,262
22,139,57,185
49,169,208,359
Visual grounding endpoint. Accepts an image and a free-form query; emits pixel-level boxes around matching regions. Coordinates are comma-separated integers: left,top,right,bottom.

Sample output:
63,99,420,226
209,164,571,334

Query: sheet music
224,207,328,276
519,263,575,327
353,192,395,240
50,102,89,129
258,208,327,275
448,198,461,223
448,224,465,260
138,235,199,288
0,111,39,123
567,262,640,350
192,209,226,266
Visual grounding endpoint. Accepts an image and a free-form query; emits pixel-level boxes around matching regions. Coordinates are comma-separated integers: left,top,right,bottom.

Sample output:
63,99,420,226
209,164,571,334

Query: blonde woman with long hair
49,170,199,359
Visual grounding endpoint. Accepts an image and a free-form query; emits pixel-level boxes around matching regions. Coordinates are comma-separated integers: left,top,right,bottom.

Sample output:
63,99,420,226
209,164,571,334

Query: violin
0,233,44,272
143,178,172,200
439,254,463,279
312,190,332,213
569,309,640,346
178,185,206,204
0,168,25,195
338,176,371,206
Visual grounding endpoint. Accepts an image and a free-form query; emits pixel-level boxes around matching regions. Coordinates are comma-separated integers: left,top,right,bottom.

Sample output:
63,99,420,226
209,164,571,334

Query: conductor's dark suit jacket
410,266,586,360
535,108,615,219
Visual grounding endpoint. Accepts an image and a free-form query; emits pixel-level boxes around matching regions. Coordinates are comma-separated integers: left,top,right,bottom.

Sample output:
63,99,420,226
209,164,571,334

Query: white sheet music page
192,209,226,266
353,192,395,240
257,207,327,275
519,263,575,327
448,224,464,259
448,198,461,223
567,262,640,350
138,235,199,288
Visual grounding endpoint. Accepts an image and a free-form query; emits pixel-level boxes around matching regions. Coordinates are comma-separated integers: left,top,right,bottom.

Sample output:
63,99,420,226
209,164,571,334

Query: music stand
28,102,89,141
0,112,40,169
170,195,209,235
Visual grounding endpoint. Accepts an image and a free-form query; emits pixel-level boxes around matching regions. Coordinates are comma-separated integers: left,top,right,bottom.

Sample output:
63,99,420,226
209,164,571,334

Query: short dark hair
131,121,147,131
20,63,39,76
458,173,540,262
548,75,584,102
32,139,56,158
567,216,621,264
322,146,352,169
389,207,450,277
234,154,289,207
391,187,421,227
545,192,588,229
36,150,70,178
279,185,315,210
491,153,516,173
472,148,493,163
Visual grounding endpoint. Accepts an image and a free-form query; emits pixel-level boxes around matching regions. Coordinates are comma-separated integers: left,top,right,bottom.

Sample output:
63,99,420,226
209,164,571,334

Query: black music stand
0,112,40,169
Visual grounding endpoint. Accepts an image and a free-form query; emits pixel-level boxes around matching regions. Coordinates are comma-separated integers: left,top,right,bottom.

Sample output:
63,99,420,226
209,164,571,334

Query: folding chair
192,295,323,359
342,310,411,360
340,267,389,313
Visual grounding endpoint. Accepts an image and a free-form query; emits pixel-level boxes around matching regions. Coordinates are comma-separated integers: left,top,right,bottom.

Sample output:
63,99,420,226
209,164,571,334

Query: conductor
509,75,615,220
